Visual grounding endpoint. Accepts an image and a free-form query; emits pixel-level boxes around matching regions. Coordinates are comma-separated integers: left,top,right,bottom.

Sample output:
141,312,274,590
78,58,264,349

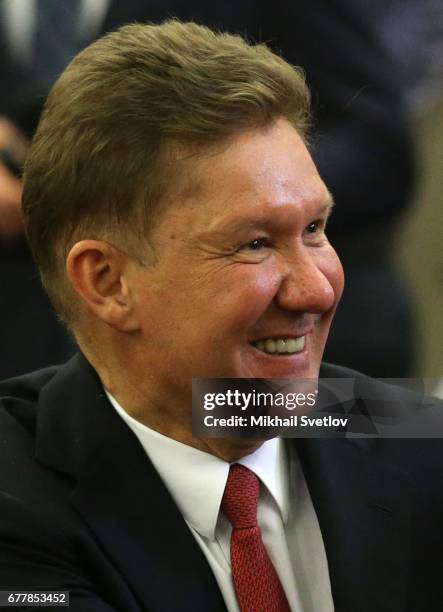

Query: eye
240,237,269,251
306,220,321,234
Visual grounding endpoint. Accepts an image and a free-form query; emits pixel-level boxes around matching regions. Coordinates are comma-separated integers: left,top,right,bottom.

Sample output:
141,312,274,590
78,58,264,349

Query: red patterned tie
222,464,291,612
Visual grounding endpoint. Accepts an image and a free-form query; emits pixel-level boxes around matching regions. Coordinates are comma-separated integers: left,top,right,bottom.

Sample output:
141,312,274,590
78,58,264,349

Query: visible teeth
253,336,305,355
276,339,286,353
264,339,276,353
286,338,305,353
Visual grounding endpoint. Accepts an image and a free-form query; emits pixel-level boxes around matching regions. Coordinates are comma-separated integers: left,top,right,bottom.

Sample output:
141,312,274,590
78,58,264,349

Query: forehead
164,118,330,231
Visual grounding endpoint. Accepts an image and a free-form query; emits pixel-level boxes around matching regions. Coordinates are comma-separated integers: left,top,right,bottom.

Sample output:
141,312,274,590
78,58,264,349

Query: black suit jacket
1,354,443,611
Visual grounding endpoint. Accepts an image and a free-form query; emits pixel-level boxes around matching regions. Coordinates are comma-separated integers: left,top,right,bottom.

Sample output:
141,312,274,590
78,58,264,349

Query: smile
253,336,306,355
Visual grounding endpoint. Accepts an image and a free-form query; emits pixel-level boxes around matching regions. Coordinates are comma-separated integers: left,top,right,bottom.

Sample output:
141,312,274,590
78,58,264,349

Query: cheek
214,266,282,333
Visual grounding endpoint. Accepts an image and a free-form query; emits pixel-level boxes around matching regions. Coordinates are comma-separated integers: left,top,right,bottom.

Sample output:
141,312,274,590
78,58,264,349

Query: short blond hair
22,19,311,323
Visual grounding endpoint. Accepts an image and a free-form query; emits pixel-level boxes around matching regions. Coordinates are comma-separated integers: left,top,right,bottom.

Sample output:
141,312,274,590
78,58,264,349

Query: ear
66,240,140,332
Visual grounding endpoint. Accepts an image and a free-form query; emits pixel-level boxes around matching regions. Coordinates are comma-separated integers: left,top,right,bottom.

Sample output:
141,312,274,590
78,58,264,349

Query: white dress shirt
107,391,334,612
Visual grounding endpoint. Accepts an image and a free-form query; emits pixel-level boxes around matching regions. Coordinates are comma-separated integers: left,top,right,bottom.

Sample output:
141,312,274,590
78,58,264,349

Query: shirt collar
106,390,290,540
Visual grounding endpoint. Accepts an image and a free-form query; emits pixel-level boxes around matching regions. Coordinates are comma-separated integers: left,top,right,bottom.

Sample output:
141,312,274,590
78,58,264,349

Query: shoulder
320,361,443,411
0,365,62,474
0,363,72,507
320,361,443,477
0,365,60,424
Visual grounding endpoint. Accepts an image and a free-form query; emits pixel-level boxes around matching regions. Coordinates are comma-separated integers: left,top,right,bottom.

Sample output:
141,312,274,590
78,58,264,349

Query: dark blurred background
0,0,442,380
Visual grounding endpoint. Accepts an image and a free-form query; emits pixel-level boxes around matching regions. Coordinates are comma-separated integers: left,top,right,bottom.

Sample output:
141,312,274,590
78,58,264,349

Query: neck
83,343,265,462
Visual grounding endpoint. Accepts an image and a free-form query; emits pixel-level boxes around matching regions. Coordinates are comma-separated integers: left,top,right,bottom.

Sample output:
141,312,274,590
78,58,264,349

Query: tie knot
222,464,260,529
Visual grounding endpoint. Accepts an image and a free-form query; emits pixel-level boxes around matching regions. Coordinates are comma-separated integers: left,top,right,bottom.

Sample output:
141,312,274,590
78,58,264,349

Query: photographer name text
203,414,348,428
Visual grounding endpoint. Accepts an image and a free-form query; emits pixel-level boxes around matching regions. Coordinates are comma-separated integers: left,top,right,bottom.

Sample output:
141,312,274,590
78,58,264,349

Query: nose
275,248,338,315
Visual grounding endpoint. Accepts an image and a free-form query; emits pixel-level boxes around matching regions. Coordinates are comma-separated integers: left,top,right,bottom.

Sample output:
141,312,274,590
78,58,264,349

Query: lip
246,342,311,379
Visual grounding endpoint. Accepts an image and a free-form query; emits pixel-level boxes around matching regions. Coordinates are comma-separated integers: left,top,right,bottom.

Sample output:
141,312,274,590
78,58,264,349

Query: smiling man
0,20,442,612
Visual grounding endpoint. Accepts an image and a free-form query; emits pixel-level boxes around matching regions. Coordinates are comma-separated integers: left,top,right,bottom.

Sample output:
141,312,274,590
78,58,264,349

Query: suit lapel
36,354,226,612
297,436,412,612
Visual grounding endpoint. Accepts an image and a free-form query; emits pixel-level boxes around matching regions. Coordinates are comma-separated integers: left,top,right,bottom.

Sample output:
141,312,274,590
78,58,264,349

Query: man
0,20,442,612
0,1,416,381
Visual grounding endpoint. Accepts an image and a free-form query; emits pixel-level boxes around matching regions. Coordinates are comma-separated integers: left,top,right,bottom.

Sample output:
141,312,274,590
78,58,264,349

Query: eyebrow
323,191,335,214
208,192,336,237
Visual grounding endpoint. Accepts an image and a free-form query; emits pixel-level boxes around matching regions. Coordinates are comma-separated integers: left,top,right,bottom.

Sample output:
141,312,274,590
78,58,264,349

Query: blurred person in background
0,0,111,378
374,0,443,108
